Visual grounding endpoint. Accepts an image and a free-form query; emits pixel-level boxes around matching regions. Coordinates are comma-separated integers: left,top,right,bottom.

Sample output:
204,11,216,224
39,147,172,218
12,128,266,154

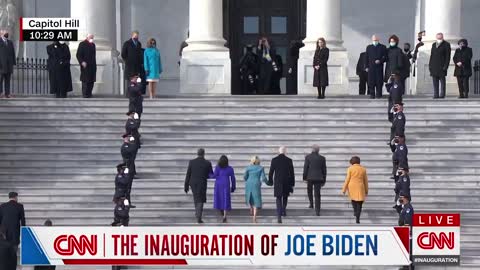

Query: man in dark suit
429,33,451,99
365,35,387,99
268,146,295,224
0,226,17,270
184,148,213,224
356,52,368,95
0,30,16,98
76,34,97,98
121,31,143,82
0,192,26,253
303,145,327,216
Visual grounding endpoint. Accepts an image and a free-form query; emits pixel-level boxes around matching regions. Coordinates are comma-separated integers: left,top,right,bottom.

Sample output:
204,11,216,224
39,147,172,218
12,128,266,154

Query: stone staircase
0,96,479,270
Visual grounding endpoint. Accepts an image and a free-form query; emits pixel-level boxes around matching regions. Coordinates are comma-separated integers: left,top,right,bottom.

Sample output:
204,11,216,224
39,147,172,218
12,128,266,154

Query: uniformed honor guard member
239,44,259,95
398,192,414,226
121,135,138,208
111,197,130,227
114,164,132,201
125,111,141,149
127,75,144,118
386,73,404,122
389,102,406,148
391,135,409,181
394,167,410,213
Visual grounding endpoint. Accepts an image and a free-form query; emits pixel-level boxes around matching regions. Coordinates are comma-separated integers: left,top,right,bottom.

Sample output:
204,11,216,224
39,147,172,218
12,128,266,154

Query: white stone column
414,0,462,96
70,0,120,96
180,0,231,94
298,0,349,95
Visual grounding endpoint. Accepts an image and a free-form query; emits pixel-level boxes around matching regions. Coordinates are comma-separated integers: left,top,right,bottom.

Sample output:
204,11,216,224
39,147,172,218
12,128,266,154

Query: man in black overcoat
121,31,143,81
429,33,451,99
356,52,368,95
0,30,16,98
303,145,327,216
268,146,295,224
365,35,387,99
76,34,97,98
0,226,16,270
47,41,73,98
0,192,25,253
286,40,304,95
184,148,213,224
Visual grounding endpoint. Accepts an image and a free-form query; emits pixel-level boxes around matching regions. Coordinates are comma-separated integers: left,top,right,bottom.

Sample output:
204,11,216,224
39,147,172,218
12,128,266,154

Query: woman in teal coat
144,38,163,99
244,156,269,223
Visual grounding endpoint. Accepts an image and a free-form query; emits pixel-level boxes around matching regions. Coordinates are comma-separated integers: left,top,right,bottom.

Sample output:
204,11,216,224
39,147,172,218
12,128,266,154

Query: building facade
9,0,480,96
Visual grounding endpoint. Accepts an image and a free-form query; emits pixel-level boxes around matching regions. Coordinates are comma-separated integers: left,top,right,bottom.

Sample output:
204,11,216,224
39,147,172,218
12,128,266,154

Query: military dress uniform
392,143,409,181
394,173,411,213
112,199,130,227
386,81,404,122
125,114,141,149
114,167,132,201
127,81,144,118
390,111,406,145
398,201,414,226
121,137,138,205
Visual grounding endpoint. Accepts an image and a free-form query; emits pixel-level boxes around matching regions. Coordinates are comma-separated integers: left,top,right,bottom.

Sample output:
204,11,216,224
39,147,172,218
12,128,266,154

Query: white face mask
436,39,443,44
88,39,94,43
59,41,65,45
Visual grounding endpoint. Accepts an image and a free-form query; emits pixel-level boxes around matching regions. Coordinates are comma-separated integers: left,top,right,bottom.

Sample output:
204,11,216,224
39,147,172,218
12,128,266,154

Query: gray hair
278,146,287,154
312,144,320,153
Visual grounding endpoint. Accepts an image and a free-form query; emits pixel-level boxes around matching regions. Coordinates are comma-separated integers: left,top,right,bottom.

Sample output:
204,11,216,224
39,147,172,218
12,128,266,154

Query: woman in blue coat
211,155,236,223
144,38,163,99
244,156,268,223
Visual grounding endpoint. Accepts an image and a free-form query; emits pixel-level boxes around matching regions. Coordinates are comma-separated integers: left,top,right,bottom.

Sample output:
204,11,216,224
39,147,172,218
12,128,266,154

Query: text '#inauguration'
113,234,378,257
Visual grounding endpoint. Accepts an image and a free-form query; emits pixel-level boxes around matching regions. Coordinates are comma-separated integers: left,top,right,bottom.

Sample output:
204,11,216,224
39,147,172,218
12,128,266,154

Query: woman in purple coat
211,155,236,223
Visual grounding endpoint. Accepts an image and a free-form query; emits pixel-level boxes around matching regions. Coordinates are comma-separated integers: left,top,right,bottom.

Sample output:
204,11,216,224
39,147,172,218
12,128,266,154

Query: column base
297,48,350,96
413,43,458,96
180,50,231,94
69,47,121,96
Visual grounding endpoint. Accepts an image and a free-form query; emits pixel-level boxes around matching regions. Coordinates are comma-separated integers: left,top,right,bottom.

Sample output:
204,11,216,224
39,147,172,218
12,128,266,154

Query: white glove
123,168,129,174
136,77,142,83
133,113,139,120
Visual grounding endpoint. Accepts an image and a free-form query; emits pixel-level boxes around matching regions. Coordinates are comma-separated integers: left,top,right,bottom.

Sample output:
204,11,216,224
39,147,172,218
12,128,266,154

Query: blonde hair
250,156,260,165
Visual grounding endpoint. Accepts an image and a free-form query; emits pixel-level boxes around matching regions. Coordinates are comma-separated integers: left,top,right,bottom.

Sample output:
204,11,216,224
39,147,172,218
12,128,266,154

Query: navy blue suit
365,43,387,98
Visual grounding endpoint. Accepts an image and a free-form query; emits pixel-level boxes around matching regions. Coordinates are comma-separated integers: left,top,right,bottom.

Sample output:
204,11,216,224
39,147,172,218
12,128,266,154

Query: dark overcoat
384,46,403,81
47,43,73,94
268,154,295,197
429,41,451,77
453,47,473,77
184,157,213,204
313,47,329,87
121,39,143,79
0,200,26,245
76,40,97,82
0,39,15,74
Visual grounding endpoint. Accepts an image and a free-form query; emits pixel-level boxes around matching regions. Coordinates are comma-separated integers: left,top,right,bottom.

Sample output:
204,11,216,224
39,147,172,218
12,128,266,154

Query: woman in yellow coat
341,156,369,224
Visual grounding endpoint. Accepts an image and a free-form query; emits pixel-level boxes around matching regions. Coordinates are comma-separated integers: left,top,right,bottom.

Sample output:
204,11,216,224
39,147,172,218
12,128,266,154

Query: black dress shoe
282,210,287,217
315,211,320,216
308,204,313,209
222,217,227,223
197,219,204,224
369,96,375,99
129,205,137,208
277,217,282,224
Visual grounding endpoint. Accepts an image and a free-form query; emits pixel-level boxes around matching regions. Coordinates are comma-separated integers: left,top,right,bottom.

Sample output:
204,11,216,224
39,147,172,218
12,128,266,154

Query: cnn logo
417,232,455,250
53,234,98,255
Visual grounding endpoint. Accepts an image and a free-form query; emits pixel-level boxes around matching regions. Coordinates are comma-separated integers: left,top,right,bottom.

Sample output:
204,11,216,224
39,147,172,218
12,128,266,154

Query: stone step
2,186,478,196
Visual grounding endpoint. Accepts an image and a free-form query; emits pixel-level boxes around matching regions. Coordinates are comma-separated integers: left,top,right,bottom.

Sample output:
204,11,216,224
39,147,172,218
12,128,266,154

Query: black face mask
394,138,400,144
404,48,410,52
417,37,422,42
399,199,404,204
3,33,8,39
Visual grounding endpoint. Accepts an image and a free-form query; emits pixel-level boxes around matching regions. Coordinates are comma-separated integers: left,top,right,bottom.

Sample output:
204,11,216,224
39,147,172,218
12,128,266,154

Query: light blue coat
244,165,268,208
144,47,162,80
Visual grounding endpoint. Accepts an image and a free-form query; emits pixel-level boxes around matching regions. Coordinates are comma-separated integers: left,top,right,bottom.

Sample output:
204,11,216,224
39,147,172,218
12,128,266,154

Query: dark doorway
224,0,306,95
